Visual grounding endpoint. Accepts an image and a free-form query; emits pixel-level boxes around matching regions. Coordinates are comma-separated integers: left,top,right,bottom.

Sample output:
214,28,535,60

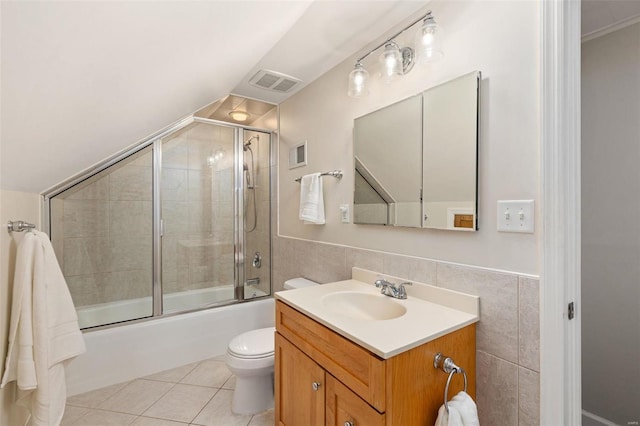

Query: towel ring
443,367,468,414
434,352,468,414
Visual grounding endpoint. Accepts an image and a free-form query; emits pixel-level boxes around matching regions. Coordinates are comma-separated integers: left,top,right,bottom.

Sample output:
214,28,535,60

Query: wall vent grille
249,69,301,93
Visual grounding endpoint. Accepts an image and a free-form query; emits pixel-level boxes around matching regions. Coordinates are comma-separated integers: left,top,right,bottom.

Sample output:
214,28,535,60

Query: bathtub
66,290,275,396
76,285,255,329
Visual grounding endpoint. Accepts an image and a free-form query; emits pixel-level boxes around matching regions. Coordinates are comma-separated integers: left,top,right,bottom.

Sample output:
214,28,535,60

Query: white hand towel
1,230,86,426
434,391,479,426
299,173,325,224
451,391,479,426
435,403,463,426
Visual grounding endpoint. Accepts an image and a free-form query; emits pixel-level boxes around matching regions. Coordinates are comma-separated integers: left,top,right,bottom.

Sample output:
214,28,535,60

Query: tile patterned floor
62,357,274,426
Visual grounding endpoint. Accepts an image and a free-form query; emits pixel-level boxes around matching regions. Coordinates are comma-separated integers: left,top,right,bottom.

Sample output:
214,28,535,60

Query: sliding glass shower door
49,147,155,328
160,122,237,313
47,115,272,330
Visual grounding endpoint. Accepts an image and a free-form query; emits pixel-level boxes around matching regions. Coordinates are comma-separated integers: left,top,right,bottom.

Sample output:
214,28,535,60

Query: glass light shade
348,63,370,98
379,42,402,83
414,17,444,63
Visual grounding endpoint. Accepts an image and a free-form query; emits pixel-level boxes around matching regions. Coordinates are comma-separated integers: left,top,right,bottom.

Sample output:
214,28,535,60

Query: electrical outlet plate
340,204,350,223
497,200,534,233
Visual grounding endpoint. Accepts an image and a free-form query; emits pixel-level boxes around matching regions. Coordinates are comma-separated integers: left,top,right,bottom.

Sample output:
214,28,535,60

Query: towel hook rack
7,220,37,233
434,352,468,414
295,170,343,183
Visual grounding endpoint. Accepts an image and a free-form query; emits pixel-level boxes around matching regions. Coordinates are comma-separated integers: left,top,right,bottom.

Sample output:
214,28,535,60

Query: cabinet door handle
344,421,355,426
312,381,321,391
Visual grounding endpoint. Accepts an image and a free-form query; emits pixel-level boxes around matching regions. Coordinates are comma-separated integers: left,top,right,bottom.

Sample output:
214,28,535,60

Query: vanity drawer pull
344,422,355,426
312,381,321,391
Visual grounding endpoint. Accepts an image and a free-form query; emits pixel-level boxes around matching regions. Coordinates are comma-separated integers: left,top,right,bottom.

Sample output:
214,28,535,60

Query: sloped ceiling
0,0,424,193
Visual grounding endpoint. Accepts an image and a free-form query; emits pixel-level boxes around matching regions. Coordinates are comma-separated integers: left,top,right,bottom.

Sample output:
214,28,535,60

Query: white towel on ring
434,391,479,426
299,173,325,224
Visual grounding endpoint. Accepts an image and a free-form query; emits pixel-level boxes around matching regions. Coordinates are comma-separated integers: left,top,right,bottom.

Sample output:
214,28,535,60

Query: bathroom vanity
274,268,479,426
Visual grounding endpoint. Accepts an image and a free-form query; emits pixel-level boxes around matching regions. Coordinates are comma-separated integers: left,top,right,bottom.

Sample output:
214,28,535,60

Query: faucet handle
374,279,395,297
397,282,412,299
374,279,391,288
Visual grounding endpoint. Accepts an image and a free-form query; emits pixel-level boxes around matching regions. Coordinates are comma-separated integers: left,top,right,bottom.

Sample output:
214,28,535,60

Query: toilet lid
228,327,276,359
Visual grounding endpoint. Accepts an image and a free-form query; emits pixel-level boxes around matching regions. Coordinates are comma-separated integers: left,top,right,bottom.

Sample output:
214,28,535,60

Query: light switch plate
497,200,534,233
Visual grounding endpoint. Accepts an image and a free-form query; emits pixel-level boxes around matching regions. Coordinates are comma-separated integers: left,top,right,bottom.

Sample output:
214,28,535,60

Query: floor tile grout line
188,386,224,425
135,413,191,424
66,380,133,409
143,360,203,384
139,380,182,418
64,405,138,426
96,379,179,417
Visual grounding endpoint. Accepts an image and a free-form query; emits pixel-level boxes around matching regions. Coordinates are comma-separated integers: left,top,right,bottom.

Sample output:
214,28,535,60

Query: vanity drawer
275,300,386,412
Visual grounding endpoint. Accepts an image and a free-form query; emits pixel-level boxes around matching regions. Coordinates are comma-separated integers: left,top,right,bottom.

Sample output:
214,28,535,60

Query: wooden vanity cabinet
275,334,325,426
275,300,476,426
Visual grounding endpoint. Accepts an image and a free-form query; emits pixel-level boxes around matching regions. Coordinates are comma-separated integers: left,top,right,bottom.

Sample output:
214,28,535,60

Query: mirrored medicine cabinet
353,70,480,231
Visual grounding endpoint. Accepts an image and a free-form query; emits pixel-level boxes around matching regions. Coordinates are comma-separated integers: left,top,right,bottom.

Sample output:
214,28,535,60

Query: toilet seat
227,327,275,359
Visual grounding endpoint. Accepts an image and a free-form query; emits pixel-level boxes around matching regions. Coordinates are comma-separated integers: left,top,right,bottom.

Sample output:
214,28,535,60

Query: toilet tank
283,277,318,290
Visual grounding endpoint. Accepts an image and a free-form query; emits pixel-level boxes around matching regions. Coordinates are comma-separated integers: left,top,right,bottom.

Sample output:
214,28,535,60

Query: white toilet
225,277,318,415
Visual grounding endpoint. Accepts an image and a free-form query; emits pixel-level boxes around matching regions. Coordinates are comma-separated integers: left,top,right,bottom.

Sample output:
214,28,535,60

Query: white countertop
275,269,479,359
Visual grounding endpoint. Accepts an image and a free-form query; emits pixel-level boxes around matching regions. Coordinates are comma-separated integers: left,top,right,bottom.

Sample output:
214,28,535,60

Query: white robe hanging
1,231,86,426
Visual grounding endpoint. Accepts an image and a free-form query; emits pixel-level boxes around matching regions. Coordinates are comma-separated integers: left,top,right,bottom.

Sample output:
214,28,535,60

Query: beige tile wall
273,236,540,425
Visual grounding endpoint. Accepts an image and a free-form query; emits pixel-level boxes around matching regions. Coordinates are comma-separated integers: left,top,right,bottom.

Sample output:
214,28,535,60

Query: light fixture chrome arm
355,11,432,64
347,10,442,98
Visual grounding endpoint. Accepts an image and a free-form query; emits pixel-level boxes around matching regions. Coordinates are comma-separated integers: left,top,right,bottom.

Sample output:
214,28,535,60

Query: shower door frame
42,115,274,330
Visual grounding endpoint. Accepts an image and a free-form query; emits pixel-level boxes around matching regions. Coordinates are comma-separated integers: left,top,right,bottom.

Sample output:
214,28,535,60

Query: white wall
582,22,640,425
0,190,41,425
279,0,540,275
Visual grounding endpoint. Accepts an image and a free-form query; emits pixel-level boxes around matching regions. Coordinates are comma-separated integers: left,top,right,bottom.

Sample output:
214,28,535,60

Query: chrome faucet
374,279,412,299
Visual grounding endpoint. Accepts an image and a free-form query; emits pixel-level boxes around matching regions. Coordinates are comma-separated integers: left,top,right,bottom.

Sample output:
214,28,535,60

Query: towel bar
295,170,343,183
7,220,36,233
434,352,468,414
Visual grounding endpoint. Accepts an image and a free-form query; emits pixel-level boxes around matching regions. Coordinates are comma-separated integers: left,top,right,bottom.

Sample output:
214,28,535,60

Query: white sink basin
321,291,407,321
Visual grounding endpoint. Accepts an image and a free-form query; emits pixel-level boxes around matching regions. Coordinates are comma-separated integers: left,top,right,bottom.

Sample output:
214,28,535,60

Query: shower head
243,135,259,151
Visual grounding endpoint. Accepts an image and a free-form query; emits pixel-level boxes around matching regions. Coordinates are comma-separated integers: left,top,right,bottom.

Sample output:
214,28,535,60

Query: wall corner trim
540,0,582,424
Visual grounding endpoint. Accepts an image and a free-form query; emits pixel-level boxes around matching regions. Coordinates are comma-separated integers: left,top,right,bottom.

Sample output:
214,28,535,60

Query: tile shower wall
273,236,540,425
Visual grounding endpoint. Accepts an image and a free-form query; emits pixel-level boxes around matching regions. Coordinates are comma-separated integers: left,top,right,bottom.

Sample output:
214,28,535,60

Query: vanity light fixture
379,42,403,82
347,10,442,98
414,13,444,63
347,62,370,97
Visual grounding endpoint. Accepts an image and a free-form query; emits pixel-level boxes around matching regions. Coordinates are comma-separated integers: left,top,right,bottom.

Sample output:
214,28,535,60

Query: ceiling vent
248,69,302,93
